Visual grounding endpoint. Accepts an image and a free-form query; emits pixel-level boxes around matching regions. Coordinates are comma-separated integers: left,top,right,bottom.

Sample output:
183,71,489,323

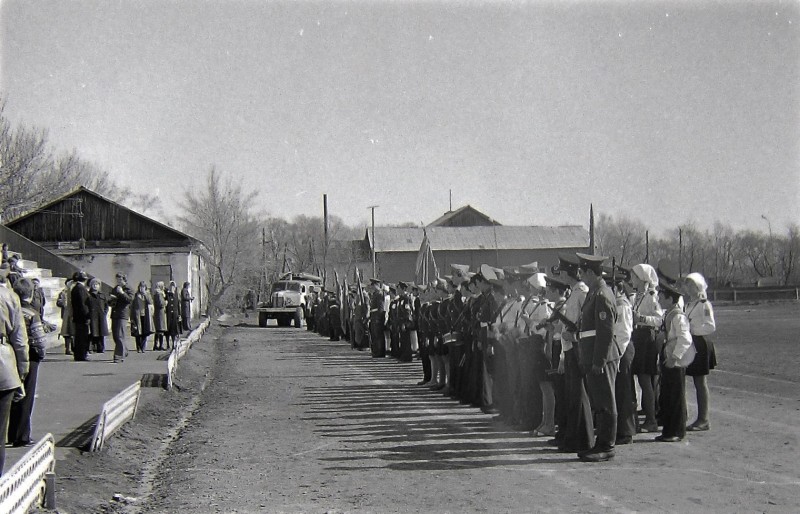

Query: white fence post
0,433,56,514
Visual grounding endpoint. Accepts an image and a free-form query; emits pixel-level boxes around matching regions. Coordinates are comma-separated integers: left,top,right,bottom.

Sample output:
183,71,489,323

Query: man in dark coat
70,271,91,361
109,273,134,363
368,279,386,357
576,253,620,463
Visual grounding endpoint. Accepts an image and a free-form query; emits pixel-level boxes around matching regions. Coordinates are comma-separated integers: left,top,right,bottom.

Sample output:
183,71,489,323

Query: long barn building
6,186,206,319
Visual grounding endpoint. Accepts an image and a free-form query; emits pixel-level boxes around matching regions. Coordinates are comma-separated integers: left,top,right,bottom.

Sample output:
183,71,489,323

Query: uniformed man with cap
550,253,593,453
475,264,503,412
368,278,386,357
443,264,470,397
576,252,620,462
396,282,414,362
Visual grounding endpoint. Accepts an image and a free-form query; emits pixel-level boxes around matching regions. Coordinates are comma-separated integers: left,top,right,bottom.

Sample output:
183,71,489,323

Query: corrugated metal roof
369,225,588,253
368,227,425,253
426,226,588,251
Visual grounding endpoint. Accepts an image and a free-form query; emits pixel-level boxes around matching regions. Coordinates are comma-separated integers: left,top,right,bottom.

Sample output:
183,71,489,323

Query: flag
415,228,438,285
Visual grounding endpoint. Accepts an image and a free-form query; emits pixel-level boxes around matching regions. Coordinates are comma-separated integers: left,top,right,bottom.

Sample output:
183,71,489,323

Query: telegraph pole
368,205,379,279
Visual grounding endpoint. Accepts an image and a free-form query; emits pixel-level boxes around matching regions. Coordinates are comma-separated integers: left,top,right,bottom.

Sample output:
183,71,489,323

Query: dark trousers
585,360,619,451
399,329,413,362
91,336,105,353
8,360,39,445
73,322,91,361
0,388,15,475
559,349,594,452
616,344,637,439
518,339,543,430
449,342,464,396
659,366,687,439
111,318,129,361
369,317,386,357
419,333,432,381
492,343,511,418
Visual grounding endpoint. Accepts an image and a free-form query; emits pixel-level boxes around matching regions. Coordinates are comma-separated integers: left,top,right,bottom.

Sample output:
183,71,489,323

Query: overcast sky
1,0,798,235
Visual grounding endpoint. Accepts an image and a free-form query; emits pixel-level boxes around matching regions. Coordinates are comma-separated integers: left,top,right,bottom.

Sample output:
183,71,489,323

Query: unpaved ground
46,304,800,513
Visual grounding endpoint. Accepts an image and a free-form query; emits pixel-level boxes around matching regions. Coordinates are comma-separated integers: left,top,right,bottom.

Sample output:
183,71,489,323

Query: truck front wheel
294,307,303,328
258,312,268,328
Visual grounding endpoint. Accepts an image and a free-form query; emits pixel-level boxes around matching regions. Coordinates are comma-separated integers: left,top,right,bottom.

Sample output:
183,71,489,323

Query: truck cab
257,272,322,327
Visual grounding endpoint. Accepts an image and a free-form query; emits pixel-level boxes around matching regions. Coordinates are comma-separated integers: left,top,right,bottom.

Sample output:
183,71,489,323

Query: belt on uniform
578,330,596,339
369,309,380,313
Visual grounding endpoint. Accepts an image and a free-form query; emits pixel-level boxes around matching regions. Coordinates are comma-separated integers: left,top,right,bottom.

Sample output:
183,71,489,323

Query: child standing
655,280,696,442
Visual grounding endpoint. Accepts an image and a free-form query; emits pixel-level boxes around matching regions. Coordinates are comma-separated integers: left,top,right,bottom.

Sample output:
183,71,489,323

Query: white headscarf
685,272,708,299
631,263,659,290
527,273,547,290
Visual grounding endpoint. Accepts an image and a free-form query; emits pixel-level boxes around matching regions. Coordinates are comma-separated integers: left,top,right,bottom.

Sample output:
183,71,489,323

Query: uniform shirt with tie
560,281,588,356
684,297,716,336
633,289,664,328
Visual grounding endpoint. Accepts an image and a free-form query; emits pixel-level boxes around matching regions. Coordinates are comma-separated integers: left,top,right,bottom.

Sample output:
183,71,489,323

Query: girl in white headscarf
683,272,716,431
629,263,664,433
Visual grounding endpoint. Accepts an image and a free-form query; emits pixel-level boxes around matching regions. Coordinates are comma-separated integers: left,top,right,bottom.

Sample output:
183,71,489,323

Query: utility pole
368,205,379,279
323,194,329,287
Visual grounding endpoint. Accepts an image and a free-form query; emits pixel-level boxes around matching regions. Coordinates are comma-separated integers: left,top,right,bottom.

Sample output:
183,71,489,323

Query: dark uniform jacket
578,276,620,372
70,282,91,324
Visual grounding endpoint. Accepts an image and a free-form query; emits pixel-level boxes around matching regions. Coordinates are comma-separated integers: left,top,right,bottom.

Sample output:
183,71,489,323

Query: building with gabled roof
350,205,591,284
6,186,206,318
427,204,501,228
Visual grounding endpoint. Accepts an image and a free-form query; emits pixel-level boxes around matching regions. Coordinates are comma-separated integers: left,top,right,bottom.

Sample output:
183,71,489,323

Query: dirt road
115,313,797,514
46,304,800,513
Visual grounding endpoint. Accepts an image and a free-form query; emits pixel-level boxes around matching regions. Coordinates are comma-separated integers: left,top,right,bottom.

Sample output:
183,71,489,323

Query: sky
1,0,798,236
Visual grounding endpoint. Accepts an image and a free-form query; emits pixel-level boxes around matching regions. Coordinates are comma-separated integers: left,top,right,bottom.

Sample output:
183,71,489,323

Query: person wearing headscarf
683,272,716,432
130,281,153,353
152,281,168,351
629,263,664,433
166,281,182,349
87,278,109,354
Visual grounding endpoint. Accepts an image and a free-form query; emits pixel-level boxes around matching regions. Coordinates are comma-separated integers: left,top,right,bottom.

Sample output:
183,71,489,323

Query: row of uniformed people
308,253,716,463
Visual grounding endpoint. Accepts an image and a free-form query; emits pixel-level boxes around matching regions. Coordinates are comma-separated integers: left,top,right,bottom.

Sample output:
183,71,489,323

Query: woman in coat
180,282,194,331
57,278,75,355
166,281,182,349
87,278,110,353
130,281,153,353
152,281,168,350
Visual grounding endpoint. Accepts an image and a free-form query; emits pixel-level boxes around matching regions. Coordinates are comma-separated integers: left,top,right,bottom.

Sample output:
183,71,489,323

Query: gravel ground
43,303,800,513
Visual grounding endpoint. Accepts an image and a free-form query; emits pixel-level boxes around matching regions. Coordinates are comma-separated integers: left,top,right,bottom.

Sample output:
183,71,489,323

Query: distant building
6,186,206,318
349,205,591,284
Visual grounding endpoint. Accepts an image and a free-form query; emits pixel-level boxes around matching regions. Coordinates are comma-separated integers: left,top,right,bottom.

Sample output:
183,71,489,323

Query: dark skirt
686,334,717,376
631,326,659,375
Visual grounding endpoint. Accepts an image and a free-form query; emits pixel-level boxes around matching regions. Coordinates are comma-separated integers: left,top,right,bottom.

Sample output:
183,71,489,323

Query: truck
257,272,322,328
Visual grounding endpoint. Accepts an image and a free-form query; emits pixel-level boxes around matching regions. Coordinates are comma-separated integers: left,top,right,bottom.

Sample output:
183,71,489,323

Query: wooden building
6,186,206,319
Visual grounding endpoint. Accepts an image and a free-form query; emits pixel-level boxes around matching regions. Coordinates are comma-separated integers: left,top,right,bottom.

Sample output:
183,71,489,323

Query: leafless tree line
595,213,800,287
0,100,160,220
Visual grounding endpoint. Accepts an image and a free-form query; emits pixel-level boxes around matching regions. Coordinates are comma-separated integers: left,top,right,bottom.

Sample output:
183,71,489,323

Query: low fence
710,286,800,303
167,318,211,390
0,433,56,513
89,382,141,452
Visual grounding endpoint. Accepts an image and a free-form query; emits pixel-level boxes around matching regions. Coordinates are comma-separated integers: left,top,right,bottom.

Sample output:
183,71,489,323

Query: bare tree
595,213,648,265
178,166,259,315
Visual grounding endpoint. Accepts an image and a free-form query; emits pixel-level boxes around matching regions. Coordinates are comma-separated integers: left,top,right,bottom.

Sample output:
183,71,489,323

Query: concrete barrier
0,433,56,513
166,318,210,390
89,382,141,452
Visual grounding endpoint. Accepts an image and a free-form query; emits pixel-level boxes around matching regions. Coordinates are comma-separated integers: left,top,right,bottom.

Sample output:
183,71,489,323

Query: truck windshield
272,281,301,292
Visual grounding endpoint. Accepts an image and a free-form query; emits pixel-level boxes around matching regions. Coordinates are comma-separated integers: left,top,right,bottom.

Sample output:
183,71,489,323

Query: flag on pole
415,228,439,285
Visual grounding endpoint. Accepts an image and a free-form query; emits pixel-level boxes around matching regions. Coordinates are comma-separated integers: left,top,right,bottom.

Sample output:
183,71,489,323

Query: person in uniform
609,265,636,445
656,278,695,442
444,265,470,397
517,270,552,434
368,278,386,357
538,274,570,438
396,282,414,362
575,253,620,462
475,264,503,413
629,263,664,433
683,272,716,432
550,253,593,454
